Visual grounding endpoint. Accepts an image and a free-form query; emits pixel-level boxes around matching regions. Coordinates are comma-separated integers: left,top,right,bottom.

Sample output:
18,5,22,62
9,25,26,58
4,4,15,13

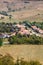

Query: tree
0,38,3,46
9,15,12,20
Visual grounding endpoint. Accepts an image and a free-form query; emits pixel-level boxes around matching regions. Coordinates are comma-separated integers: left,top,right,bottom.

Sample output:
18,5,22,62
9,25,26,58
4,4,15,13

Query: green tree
0,38,3,46
9,15,12,20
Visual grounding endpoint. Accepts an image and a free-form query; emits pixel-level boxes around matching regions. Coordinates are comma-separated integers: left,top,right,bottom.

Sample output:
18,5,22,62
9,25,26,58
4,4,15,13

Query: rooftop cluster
0,21,43,38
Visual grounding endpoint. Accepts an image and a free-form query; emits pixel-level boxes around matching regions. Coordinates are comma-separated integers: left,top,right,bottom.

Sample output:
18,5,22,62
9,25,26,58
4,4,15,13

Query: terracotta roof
19,29,30,35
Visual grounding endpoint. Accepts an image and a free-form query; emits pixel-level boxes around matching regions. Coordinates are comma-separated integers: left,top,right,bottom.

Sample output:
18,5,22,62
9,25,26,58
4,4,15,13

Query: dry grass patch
0,45,43,64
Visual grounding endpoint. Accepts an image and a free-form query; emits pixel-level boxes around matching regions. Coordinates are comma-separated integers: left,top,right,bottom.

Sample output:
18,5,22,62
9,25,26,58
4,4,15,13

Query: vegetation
8,34,43,45
0,38,3,46
0,11,8,16
30,22,43,30
22,21,43,30
0,22,17,33
0,54,14,65
15,58,41,65
0,54,42,65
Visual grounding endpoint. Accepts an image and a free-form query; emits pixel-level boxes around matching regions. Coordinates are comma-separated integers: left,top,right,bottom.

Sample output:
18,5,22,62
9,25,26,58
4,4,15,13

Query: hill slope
0,1,43,22
0,0,43,11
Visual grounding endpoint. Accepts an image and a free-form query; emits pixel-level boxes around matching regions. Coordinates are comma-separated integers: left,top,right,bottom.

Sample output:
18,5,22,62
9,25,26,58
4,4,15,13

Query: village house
0,23,43,38
15,24,25,28
31,26,39,32
10,24,30,36
10,32,16,36
0,33,4,38
0,33,10,38
31,25,43,34
39,29,43,34
18,26,30,35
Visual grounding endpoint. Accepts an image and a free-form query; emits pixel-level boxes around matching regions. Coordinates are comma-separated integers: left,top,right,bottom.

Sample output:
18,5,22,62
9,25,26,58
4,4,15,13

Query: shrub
15,58,42,65
8,35,43,45
0,54,42,65
0,54,14,65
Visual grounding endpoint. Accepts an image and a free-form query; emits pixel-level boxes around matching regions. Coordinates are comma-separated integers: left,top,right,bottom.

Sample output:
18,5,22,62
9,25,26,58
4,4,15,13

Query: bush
0,54,42,65
8,35,43,45
0,54,14,65
29,61,41,65
0,11,8,16
15,58,42,65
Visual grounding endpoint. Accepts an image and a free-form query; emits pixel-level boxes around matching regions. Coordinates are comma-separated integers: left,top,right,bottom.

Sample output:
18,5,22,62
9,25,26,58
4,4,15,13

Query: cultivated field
0,45,43,64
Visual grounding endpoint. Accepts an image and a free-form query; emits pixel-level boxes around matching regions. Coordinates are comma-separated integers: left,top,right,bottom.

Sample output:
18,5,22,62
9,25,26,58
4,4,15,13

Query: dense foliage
0,54,42,65
22,21,43,30
8,34,43,45
0,22,17,33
